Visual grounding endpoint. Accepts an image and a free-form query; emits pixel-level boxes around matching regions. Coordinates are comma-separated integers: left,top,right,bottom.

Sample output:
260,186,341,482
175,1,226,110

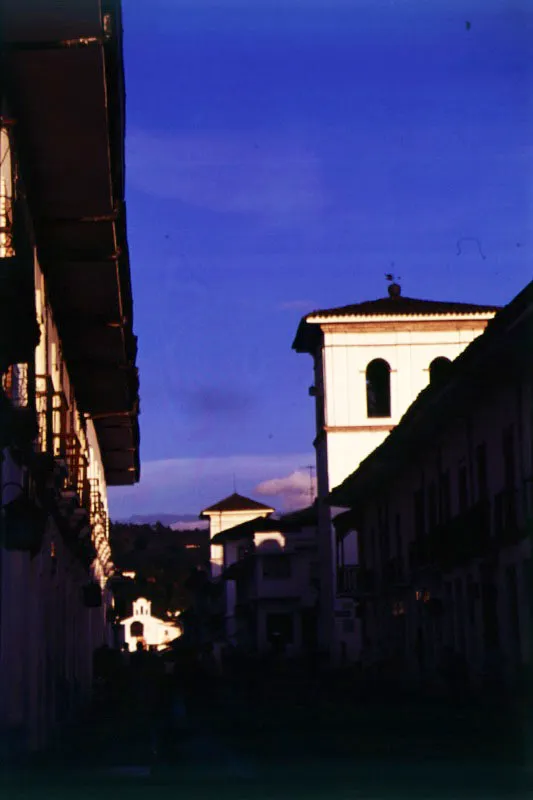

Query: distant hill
114,513,208,530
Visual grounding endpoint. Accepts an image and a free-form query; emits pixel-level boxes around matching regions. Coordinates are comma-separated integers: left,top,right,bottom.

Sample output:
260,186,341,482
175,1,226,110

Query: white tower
200,493,274,644
293,281,500,657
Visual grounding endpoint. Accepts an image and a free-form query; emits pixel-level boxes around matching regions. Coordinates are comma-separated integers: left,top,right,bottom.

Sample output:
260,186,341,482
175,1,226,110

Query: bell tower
293,282,500,657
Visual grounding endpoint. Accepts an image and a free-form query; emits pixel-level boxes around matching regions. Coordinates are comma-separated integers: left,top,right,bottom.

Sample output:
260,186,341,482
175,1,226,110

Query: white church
120,597,182,652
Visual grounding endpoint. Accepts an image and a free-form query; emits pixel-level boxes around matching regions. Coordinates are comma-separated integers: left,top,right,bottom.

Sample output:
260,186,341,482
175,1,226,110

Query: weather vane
385,271,402,297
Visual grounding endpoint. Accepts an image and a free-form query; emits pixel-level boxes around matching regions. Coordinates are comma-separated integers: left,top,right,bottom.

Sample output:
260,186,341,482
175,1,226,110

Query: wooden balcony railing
35,374,54,454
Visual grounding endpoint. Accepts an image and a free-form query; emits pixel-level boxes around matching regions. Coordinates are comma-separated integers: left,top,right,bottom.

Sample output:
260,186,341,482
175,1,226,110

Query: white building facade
293,283,499,661
212,514,319,657
200,493,274,644
121,598,181,652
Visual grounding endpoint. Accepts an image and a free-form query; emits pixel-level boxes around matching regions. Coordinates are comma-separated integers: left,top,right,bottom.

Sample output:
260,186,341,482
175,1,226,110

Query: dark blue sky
108,0,533,519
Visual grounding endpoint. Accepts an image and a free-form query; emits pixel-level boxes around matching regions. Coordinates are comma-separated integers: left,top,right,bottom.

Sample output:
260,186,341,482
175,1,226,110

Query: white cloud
107,452,314,519
255,469,317,512
170,520,209,531
126,129,324,226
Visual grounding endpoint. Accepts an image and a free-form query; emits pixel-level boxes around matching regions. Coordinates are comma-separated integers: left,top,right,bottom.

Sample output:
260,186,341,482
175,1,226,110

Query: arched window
366,359,391,418
429,357,451,385
131,621,144,638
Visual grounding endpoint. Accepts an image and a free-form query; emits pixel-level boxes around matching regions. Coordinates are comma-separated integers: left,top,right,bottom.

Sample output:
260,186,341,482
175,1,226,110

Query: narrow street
1,663,530,799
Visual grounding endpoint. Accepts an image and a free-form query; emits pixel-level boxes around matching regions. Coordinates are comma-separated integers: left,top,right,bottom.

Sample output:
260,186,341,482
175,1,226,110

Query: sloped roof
280,502,318,526
303,295,500,320
200,493,274,517
293,291,500,353
211,515,281,544
211,513,309,545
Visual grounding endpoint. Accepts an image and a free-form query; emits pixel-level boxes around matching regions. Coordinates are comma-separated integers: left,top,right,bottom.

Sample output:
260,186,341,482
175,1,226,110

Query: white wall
121,598,181,652
321,321,492,491
205,509,272,578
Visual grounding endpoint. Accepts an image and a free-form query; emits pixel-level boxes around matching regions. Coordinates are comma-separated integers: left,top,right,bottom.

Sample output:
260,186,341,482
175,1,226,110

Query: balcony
337,565,359,596
337,565,376,596
493,488,525,547
0,363,38,448
409,500,492,573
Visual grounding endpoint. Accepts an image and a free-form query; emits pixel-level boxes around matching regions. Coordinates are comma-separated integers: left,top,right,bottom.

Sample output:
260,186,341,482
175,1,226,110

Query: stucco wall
206,509,271,578
121,598,180,652
321,322,489,486
359,374,532,687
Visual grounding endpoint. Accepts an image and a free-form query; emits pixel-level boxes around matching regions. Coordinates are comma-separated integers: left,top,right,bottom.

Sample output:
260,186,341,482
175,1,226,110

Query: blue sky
108,0,533,519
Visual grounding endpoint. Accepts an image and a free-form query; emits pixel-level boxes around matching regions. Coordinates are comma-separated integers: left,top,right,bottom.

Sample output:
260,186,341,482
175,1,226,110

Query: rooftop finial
385,272,401,298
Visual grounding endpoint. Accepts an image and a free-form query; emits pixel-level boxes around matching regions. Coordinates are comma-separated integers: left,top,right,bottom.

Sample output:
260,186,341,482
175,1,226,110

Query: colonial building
200,493,274,580
293,281,499,660
200,493,274,645
0,0,139,755
120,598,181,653
211,512,319,657
329,280,532,694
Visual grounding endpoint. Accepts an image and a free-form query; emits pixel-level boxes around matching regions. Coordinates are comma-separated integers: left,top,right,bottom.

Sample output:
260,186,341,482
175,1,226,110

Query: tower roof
200,493,274,517
293,292,501,353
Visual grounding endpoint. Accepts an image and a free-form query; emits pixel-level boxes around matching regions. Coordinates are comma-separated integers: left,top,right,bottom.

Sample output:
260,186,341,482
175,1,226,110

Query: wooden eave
1,0,139,485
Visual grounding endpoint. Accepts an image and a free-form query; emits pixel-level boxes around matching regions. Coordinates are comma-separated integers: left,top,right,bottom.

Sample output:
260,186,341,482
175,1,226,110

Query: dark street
2,658,531,799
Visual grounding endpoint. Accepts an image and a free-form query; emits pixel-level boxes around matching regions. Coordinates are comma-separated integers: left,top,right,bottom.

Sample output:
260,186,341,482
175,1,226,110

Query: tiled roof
305,295,501,319
293,292,500,353
200,493,274,517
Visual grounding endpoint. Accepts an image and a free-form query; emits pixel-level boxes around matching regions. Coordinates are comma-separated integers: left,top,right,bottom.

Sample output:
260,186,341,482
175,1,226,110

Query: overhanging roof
293,293,500,354
200,493,274,517
211,514,307,545
1,0,140,485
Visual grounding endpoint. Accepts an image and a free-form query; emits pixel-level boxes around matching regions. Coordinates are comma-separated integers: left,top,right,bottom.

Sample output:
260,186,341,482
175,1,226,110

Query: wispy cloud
182,384,255,418
255,469,317,512
127,129,324,227
108,453,314,520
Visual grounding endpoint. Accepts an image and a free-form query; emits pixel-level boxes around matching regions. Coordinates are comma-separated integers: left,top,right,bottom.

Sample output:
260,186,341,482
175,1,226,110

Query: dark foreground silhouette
2,643,531,799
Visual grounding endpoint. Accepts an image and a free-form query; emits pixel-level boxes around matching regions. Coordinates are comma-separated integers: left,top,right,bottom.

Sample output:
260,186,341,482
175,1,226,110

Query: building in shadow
329,280,532,695
211,512,319,658
0,0,139,755
194,493,320,660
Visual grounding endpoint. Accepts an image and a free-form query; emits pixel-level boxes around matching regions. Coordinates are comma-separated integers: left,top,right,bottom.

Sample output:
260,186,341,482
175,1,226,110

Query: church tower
293,280,500,656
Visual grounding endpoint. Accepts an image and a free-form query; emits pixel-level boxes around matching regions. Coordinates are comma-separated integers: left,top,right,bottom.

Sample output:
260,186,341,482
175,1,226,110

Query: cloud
170,520,210,531
126,129,324,226
107,452,314,519
255,469,317,512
